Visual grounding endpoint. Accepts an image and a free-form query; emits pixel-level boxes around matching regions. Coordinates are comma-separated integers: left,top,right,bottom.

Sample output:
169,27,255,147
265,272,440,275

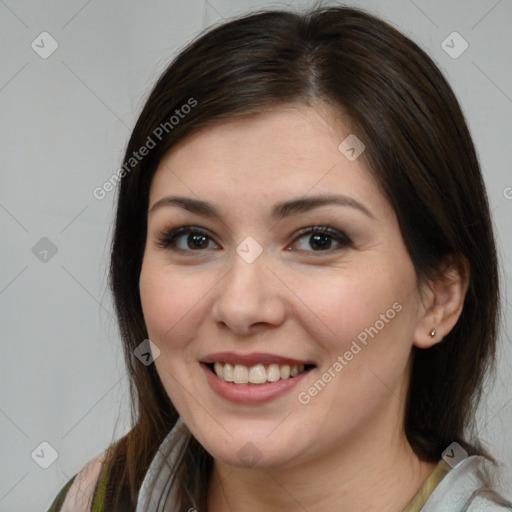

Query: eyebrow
148,194,374,220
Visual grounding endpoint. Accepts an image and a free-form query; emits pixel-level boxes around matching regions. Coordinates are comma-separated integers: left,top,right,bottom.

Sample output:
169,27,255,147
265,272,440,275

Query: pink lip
200,362,314,404
201,351,314,366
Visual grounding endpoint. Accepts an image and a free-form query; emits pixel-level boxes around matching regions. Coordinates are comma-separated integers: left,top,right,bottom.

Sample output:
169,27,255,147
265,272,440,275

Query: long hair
104,5,500,510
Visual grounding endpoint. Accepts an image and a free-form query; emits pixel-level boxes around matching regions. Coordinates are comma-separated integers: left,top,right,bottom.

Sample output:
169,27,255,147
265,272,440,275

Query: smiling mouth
204,362,316,385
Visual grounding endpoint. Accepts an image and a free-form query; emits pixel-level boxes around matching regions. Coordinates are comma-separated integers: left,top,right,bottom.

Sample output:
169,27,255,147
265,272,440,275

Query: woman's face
139,103,431,469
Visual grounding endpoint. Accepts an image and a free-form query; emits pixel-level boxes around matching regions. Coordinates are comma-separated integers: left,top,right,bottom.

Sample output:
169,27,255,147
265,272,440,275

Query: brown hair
104,4,500,510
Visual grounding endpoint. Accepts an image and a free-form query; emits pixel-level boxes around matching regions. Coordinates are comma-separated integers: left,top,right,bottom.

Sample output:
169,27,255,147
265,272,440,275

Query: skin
139,102,468,512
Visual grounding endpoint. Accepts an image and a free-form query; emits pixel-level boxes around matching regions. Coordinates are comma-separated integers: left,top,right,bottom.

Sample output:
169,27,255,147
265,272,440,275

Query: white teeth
211,361,311,384
214,362,223,379
280,364,291,379
233,364,249,384
267,364,281,382
249,364,267,384
223,363,234,382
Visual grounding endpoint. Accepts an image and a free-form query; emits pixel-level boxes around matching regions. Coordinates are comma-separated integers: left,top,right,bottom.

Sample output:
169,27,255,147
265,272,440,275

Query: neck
207,408,438,512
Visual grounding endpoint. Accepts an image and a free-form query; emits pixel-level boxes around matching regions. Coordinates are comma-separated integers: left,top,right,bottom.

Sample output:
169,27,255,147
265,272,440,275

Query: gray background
0,1,511,510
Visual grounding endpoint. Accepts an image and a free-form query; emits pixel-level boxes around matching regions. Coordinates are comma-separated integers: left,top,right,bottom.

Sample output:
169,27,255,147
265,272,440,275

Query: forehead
148,103,387,215
158,102,351,170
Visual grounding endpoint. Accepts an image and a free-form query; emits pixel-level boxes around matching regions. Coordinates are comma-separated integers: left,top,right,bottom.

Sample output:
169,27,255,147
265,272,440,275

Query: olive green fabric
46,461,109,512
403,459,451,511
46,475,76,512
92,462,109,512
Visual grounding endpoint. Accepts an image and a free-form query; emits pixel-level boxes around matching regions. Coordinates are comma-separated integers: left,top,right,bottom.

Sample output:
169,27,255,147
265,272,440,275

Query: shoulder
47,452,107,512
466,494,512,511
421,456,512,512
46,476,75,512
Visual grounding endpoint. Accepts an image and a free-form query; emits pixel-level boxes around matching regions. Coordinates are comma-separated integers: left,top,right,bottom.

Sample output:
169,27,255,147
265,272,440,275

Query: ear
413,255,470,349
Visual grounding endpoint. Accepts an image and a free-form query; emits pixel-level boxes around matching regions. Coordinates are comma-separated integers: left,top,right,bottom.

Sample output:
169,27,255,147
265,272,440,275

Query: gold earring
430,329,436,337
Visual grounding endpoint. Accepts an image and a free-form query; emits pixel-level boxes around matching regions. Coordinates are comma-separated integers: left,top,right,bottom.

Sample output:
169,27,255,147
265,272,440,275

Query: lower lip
200,363,313,404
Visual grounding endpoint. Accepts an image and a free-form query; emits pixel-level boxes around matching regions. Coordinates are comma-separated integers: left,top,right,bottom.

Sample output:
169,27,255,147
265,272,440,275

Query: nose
211,253,286,336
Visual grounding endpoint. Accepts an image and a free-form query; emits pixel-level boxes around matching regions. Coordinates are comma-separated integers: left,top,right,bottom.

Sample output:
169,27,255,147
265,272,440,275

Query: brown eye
292,226,352,252
156,227,220,251
187,233,209,249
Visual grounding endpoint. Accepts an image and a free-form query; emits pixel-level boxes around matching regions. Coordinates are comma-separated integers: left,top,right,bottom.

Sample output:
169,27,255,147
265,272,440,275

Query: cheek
289,259,418,361
139,260,210,350
139,260,211,412
289,261,418,423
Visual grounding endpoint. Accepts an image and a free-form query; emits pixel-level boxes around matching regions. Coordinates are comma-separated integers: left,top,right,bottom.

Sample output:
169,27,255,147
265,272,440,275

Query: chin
194,424,306,470
207,442,295,470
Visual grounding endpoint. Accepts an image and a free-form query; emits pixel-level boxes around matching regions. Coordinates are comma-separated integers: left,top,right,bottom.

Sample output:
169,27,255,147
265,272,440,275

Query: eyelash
155,225,352,254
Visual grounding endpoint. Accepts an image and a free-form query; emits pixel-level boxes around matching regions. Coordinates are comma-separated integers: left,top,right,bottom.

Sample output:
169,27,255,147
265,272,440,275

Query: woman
47,4,512,512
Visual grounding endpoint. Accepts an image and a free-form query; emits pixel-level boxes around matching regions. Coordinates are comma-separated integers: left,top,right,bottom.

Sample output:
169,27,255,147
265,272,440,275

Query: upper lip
201,352,315,367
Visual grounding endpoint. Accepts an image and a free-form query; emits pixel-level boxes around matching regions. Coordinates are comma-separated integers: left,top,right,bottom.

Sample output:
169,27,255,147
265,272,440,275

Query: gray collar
135,417,188,512
418,455,512,511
